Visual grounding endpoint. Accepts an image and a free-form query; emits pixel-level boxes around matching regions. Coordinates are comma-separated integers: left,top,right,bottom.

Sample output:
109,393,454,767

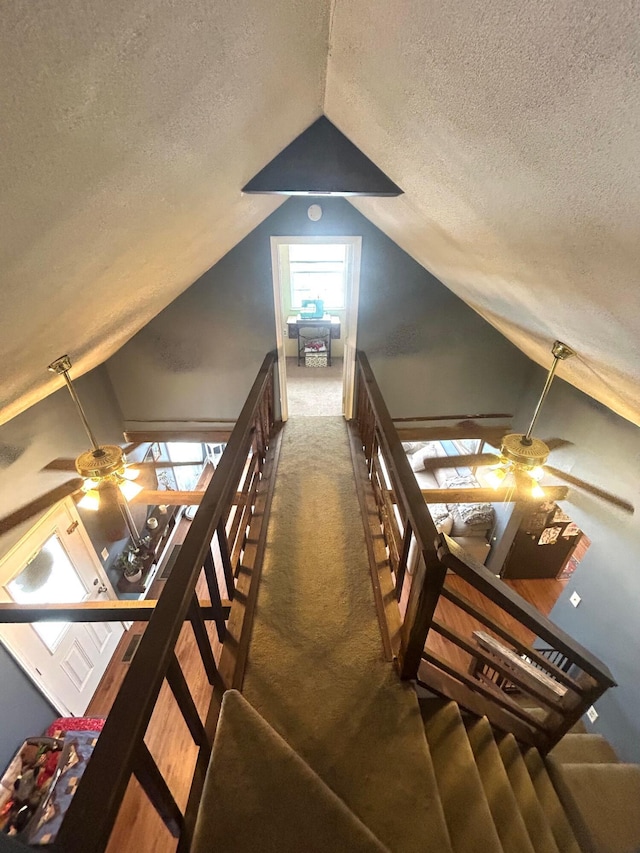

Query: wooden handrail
354,351,445,678
437,536,615,687
352,349,616,752
0,600,230,623
54,352,277,853
439,585,586,694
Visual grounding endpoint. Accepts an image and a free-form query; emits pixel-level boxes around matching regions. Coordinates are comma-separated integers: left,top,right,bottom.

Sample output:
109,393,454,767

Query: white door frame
0,498,123,714
270,235,362,421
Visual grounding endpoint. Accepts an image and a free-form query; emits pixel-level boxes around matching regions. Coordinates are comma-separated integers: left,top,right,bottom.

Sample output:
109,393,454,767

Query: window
288,243,347,310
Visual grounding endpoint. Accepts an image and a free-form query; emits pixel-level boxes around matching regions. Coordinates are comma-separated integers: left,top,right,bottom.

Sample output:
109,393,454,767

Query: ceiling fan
421,340,634,515
0,355,203,540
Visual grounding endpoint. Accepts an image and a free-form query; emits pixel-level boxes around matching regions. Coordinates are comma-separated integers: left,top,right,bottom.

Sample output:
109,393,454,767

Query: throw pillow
409,447,428,472
458,503,495,528
435,515,454,535
443,474,477,490
428,503,450,525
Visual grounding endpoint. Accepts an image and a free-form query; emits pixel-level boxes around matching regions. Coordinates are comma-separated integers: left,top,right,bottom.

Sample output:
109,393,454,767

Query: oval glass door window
7,534,88,651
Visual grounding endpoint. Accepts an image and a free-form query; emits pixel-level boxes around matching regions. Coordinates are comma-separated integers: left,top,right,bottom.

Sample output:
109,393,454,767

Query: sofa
403,440,494,565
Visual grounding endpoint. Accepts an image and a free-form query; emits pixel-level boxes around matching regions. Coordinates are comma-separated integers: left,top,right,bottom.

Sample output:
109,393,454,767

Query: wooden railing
44,351,278,853
353,351,615,752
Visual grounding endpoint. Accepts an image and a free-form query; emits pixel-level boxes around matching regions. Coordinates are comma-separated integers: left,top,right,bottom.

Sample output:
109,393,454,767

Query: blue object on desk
300,298,324,319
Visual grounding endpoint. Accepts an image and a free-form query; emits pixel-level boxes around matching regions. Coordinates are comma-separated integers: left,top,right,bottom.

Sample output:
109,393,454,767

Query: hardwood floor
84,465,227,853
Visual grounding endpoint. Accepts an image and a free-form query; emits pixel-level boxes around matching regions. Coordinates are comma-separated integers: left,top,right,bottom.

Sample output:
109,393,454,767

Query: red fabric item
45,717,106,738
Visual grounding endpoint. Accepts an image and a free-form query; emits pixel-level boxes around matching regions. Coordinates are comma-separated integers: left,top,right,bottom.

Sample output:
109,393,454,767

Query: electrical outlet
101,547,109,561
587,705,599,723
569,591,581,607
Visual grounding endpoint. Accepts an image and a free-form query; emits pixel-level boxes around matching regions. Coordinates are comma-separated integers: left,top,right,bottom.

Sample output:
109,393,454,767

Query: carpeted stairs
190,416,640,853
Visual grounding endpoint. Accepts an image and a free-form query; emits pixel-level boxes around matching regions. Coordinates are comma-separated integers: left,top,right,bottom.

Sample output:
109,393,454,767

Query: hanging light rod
47,355,143,537
486,340,575,497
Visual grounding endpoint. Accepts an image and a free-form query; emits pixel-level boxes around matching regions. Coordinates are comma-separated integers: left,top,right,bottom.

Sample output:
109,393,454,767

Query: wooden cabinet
501,503,582,580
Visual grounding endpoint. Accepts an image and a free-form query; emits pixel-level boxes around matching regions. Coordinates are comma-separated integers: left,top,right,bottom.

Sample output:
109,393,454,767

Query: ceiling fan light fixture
485,467,507,489
121,467,141,481
77,489,101,511
74,445,127,480
118,478,143,502
530,481,545,499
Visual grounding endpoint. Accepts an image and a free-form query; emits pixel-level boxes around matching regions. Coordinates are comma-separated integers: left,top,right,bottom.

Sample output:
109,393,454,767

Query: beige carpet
243,416,452,853
192,690,390,853
285,356,343,416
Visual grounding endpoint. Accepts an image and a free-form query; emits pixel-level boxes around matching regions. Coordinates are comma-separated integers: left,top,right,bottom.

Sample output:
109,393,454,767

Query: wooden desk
287,315,341,366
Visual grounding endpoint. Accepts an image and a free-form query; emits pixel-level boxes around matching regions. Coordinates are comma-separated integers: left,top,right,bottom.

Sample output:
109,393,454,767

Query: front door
0,499,124,715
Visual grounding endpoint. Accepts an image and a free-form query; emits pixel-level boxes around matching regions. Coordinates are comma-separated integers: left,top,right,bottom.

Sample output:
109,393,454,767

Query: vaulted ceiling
2,1,639,426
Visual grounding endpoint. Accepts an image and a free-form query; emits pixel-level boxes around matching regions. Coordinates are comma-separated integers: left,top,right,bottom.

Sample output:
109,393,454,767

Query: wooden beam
392,413,512,423
0,599,231,623
417,486,569,504
397,425,511,444
124,429,232,443
133,490,248,506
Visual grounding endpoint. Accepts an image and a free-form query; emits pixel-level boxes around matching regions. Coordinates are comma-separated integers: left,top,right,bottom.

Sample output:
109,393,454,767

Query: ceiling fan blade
543,438,574,452
545,465,634,515
422,452,502,470
41,458,78,472
0,478,84,536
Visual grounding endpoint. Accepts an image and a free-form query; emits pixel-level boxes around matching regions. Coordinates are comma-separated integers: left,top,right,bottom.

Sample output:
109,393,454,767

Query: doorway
0,500,124,715
270,236,361,420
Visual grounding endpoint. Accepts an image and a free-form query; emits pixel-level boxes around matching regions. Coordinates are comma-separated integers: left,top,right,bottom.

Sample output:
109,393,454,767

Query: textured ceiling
2,1,640,427
326,1,640,425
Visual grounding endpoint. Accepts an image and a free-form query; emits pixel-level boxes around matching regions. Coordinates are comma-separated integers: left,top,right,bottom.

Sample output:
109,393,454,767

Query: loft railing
31,351,278,853
353,351,615,752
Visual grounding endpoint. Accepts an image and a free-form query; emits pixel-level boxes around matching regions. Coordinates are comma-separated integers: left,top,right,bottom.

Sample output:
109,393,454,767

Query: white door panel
0,500,124,715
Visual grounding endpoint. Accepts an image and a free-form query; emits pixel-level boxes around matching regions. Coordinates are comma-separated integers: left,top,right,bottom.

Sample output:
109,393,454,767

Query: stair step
522,747,582,853
546,762,640,853
496,732,561,853
420,699,503,853
520,705,587,734
549,734,619,765
191,690,390,853
465,717,536,853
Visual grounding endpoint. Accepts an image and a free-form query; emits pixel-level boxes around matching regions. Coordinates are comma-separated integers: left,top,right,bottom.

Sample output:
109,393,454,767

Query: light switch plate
569,591,581,607
101,547,109,561
587,705,599,723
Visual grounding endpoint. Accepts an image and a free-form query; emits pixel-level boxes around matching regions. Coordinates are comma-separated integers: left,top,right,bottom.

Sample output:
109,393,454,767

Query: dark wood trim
55,352,277,853
392,413,512,422
347,420,398,661
0,600,230,623
430,618,566,713
417,661,542,748
218,423,283,691
132,741,184,838
440,585,585,694
437,535,616,687
397,425,511,444
166,653,210,750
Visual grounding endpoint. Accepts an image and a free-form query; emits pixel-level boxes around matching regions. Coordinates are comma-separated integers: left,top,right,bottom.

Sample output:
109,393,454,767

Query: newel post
398,547,447,680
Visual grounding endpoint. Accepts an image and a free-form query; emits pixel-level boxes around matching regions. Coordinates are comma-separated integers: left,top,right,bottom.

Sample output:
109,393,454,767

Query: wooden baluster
188,593,226,693
132,741,184,839
166,653,211,751
216,518,235,600
202,550,227,642
396,523,412,601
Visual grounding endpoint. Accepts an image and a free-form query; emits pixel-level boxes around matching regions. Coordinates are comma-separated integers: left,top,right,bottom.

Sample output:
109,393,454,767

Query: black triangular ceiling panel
242,116,402,197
